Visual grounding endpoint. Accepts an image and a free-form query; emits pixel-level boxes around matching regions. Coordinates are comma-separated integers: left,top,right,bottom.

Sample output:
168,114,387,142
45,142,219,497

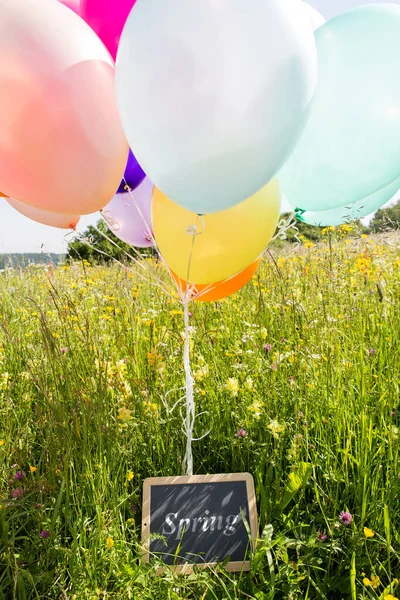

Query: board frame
141,472,258,573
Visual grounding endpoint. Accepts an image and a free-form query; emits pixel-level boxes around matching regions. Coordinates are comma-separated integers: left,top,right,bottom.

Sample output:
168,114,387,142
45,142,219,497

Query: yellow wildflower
30,466,37,473
118,407,133,423
55,469,62,475
0,373,10,390
247,400,265,420
244,377,254,391
147,351,163,366
194,365,209,382
363,527,374,538
143,401,160,416
127,471,134,482
0,440,4,447
364,575,381,589
370,575,381,589
106,536,114,549
267,419,284,439
385,595,399,600
225,378,239,397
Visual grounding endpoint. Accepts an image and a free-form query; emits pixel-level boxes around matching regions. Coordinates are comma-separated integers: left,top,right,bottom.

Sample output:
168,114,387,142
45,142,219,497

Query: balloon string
182,296,195,476
125,181,159,250
184,215,206,286
71,194,215,479
111,179,187,301
80,230,177,299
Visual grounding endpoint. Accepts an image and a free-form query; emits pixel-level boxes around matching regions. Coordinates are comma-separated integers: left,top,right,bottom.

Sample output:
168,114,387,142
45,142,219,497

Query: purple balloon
103,177,154,248
117,150,146,194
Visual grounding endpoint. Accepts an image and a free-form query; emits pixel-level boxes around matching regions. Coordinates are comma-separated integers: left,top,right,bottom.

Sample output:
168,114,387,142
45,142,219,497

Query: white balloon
116,0,317,214
7,198,80,229
303,3,325,31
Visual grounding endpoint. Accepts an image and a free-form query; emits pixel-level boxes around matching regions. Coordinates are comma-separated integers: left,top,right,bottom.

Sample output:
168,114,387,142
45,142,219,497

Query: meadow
0,228,399,599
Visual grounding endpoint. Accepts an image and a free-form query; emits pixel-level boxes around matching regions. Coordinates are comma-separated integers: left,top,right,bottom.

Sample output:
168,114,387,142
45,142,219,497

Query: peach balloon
172,259,261,303
0,0,128,215
7,198,80,229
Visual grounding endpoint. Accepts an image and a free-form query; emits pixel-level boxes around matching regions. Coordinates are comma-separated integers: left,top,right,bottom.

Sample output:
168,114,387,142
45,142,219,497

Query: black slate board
142,473,257,572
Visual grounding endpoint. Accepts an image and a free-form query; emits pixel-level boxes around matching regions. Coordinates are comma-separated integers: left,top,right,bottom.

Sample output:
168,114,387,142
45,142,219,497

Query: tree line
65,202,400,263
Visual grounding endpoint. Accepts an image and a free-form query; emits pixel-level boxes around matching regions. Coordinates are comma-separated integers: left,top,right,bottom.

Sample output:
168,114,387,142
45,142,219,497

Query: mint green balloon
279,4,400,212
293,175,400,227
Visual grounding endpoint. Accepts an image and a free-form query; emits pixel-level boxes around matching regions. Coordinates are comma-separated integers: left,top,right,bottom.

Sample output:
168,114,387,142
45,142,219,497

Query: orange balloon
172,259,261,302
0,191,8,198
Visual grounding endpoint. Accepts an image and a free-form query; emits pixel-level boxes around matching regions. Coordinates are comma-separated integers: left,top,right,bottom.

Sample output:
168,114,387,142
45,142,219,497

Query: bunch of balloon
113,0,318,476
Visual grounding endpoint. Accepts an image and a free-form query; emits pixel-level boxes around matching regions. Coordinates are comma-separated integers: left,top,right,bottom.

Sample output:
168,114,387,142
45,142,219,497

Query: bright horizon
0,0,398,253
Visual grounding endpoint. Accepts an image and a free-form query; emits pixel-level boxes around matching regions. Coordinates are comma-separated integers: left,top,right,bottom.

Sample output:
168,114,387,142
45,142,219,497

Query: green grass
0,231,399,599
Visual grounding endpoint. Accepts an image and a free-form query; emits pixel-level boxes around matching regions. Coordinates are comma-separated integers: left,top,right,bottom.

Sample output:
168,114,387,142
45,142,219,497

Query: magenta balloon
81,0,137,60
102,178,154,248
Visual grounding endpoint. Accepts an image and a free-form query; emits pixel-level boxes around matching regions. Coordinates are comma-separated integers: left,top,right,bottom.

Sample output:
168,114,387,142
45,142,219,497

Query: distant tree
66,219,155,263
0,253,65,269
371,201,400,232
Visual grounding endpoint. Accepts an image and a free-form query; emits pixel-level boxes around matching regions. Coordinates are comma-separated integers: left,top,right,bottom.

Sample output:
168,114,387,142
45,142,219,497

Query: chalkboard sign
142,473,258,572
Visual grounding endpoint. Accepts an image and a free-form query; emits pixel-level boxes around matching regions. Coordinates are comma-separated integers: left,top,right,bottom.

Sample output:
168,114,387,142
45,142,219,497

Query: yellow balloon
153,180,281,284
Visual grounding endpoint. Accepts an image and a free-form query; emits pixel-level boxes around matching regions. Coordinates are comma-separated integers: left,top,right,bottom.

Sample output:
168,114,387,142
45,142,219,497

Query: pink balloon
58,0,81,15
81,0,137,60
0,0,128,216
102,178,154,248
7,198,80,229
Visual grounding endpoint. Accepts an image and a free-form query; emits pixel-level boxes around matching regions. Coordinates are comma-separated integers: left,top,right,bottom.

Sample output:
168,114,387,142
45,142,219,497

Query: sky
0,0,399,254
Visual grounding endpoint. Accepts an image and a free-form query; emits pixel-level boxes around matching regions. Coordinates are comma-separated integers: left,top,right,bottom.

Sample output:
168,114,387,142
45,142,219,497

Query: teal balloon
279,4,400,212
293,175,400,227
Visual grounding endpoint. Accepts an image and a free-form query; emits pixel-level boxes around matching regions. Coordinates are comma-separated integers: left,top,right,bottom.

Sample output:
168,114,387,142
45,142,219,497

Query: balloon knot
186,224,197,235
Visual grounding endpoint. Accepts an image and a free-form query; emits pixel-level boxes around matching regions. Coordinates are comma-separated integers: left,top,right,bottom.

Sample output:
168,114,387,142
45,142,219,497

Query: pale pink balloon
7,198,80,229
81,0,137,60
0,0,128,216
